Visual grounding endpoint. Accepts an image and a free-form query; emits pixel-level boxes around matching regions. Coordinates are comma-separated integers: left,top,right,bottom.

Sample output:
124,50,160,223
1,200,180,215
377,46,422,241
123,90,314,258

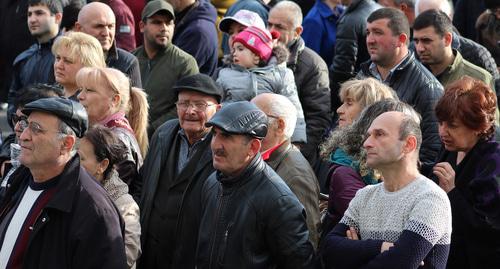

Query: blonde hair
52,31,106,68
76,67,149,156
339,78,397,108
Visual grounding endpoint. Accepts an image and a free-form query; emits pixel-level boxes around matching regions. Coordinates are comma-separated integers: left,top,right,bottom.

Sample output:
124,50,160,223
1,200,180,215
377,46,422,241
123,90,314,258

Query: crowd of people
0,0,499,268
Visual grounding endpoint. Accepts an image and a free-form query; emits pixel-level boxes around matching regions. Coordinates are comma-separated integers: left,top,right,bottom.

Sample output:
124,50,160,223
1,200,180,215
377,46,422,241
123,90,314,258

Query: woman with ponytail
76,67,149,197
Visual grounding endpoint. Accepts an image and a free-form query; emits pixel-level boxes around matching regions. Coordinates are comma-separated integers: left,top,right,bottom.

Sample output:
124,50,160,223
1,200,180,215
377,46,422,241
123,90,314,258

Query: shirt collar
369,53,409,83
261,141,285,161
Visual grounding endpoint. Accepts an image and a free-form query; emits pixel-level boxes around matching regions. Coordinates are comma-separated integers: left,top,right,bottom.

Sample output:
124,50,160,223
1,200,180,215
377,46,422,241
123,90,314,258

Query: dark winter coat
329,0,380,110
172,0,218,76
139,119,215,269
197,154,315,268
0,156,127,269
107,44,142,88
431,138,500,269
287,37,331,166
357,52,443,167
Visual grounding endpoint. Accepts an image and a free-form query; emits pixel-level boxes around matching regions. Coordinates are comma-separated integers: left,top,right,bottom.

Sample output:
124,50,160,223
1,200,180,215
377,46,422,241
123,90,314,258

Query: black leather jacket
197,155,315,269
358,52,443,168
329,0,380,110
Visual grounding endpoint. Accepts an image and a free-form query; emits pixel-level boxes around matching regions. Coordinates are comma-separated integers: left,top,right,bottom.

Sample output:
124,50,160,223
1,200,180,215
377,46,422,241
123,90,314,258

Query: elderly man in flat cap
0,97,126,268
139,73,222,269
196,101,315,269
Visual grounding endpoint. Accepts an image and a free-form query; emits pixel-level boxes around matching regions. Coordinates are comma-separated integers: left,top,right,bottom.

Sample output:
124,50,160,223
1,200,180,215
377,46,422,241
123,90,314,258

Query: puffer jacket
197,154,315,269
329,0,380,111
287,37,331,164
357,52,443,168
452,33,500,99
103,169,141,269
216,54,307,143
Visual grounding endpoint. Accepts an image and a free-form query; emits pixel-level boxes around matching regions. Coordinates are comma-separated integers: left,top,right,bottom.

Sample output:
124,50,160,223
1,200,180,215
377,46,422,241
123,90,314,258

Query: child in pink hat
215,26,307,142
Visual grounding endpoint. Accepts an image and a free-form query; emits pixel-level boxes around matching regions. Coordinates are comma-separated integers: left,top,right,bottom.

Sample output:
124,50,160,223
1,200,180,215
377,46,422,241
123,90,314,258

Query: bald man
323,110,452,269
76,2,142,87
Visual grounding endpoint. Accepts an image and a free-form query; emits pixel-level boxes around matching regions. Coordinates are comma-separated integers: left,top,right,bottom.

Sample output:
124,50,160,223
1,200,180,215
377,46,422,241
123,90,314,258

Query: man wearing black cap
133,0,199,136
0,97,126,268
196,101,315,269
138,73,221,269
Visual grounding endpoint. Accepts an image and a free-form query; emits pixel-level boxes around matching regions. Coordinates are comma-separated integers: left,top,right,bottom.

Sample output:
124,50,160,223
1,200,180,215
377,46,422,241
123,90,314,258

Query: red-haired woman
432,76,500,269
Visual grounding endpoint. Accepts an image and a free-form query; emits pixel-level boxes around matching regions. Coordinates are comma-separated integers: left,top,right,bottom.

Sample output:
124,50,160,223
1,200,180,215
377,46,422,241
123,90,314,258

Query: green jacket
133,43,198,134
438,49,494,91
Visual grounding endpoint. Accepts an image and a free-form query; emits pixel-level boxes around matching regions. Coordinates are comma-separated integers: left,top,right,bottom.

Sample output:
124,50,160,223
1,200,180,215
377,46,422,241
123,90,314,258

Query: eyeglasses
176,101,216,112
12,114,28,125
24,121,62,136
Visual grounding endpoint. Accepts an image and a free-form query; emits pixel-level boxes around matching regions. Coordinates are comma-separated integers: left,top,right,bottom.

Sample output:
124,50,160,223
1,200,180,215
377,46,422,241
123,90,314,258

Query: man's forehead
28,4,50,12
80,6,115,24
148,12,173,22
368,18,390,28
369,112,403,132
28,111,59,125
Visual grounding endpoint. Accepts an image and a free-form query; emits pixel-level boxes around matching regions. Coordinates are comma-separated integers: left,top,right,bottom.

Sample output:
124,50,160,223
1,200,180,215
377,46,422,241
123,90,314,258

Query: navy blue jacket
7,37,58,124
172,0,218,76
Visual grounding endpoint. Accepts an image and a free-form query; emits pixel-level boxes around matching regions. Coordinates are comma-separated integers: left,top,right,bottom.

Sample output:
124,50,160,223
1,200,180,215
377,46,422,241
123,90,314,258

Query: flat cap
22,97,89,138
206,101,268,139
142,0,175,21
173,73,223,102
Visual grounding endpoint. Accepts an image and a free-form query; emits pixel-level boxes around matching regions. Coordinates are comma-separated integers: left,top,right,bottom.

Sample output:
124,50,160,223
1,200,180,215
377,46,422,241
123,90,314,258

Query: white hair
265,94,297,139
271,0,303,28
415,0,453,18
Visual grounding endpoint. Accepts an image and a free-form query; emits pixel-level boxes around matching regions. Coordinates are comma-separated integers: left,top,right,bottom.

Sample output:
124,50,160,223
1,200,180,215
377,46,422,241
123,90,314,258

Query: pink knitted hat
232,26,280,62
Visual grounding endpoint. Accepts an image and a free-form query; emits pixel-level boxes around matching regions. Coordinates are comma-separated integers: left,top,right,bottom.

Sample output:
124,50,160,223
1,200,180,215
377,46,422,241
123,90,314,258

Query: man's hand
433,162,456,193
380,242,394,253
346,227,359,240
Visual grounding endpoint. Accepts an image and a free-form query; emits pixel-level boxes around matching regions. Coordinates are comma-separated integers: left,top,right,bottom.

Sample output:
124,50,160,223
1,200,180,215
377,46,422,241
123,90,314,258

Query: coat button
42,218,46,222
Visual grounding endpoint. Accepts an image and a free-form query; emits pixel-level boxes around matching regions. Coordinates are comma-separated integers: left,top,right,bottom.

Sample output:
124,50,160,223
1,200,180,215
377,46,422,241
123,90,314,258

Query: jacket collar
44,155,83,213
217,153,265,187
106,41,119,63
266,140,292,169
287,37,305,71
362,51,415,83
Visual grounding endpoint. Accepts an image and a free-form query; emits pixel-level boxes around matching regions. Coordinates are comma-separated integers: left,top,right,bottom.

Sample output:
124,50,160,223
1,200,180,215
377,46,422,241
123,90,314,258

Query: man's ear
249,138,262,156
61,135,76,153
139,21,145,33
74,21,82,31
54,12,63,25
398,33,408,47
294,25,303,38
403,135,417,154
444,31,453,46
276,117,286,136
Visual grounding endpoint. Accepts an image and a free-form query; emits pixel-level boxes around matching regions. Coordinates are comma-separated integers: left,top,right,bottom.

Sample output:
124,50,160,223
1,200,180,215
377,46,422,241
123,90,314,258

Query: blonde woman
76,67,148,197
52,31,106,98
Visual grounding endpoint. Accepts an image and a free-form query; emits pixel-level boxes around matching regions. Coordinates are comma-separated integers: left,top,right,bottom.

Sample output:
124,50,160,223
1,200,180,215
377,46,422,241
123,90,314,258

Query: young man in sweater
322,109,452,268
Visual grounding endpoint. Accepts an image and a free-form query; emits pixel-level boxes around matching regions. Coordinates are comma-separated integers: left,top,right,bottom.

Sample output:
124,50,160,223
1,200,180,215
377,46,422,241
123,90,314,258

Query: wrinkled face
78,9,115,52
227,21,247,52
337,95,363,128
177,90,219,140
232,42,259,68
211,127,254,177
19,112,64,170
27,4,57,38
13,108,28,140
54,47,84,89
363,113,405,169
366,18,400,67
77,82,116,125
141,13,174,50
413,26,449,67
79,138,106,181
268,8,297,46
438,120,479,153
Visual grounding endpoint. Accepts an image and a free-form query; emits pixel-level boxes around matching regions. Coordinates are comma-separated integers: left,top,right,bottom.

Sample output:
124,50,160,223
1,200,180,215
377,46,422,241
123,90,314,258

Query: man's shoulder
297,46,328,71
154,119,181,139
13,43,38,66
115,47,138,65
458,57,493,81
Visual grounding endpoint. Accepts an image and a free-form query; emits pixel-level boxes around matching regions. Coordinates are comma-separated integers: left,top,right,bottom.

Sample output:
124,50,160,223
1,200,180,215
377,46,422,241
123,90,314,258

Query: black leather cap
22,97,89,138
173,73,223,102
206,101,268,139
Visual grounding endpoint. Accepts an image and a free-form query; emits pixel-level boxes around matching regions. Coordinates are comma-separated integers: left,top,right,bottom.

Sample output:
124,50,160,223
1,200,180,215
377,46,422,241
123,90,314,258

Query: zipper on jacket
208,184,228,269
